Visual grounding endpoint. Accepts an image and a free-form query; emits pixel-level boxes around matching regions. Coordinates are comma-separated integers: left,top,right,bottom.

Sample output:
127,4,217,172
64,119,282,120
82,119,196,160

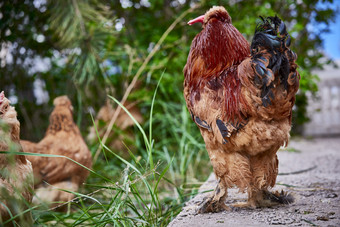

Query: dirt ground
169,137,340,227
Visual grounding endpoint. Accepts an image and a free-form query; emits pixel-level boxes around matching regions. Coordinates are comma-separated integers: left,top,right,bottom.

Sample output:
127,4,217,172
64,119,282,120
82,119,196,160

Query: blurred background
0,0,339,225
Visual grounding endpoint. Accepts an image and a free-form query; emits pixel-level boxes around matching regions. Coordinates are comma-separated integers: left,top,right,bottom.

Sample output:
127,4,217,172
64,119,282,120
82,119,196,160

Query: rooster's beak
188,15,205,25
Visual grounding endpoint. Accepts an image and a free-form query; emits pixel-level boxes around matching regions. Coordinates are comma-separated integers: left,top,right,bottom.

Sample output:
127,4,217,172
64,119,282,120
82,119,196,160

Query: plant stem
93,4,200,162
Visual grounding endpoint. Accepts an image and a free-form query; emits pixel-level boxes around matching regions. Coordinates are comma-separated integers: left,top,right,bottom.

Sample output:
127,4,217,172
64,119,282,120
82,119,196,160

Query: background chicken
184,6,299,213
87,99,143,158
0,91,34,225
21,96,92,208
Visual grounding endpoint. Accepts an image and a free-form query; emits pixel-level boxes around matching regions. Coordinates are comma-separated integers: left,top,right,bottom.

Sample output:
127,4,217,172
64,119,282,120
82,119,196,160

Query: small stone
325,193,338,198
317,216,329,221
303,192,314,197
270,219,281,225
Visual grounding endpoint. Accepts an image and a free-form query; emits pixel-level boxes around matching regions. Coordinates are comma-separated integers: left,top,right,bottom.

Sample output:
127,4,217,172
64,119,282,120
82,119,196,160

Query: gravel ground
169,137,340,227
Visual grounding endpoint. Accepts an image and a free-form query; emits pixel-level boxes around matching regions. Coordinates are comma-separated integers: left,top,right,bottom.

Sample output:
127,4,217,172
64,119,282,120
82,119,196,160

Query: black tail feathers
251,16,291,54
250,15,298,108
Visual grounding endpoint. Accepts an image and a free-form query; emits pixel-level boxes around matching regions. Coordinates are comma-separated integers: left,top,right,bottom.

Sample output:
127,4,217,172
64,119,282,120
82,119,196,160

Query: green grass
1,75,211,226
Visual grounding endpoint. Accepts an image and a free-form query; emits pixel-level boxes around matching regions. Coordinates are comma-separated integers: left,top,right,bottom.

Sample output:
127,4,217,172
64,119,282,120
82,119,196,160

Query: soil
169,137,340,227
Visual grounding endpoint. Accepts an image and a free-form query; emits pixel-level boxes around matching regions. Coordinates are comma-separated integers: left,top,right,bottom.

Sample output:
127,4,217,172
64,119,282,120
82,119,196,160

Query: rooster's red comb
0,91,4,104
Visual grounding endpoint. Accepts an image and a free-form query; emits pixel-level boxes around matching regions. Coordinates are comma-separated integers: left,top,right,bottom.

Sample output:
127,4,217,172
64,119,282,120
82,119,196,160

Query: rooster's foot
196,195,230,213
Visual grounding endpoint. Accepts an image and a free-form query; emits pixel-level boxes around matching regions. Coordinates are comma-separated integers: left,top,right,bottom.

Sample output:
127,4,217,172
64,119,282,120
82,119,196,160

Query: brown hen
0,91,34,225
21,96,92,208
184,6,299,213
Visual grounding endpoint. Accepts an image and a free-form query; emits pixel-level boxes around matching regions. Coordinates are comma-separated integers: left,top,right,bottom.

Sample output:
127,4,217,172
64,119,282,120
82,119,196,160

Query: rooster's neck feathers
184,7,250,125
185,9,249,82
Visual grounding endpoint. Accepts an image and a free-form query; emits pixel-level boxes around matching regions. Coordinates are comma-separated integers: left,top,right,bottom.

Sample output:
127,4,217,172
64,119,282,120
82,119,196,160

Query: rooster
0,91,34,224
184,6,299,213
21,96,92,208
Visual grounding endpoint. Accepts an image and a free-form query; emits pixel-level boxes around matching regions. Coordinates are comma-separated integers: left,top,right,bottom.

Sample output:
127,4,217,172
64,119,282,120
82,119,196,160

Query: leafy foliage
0,0,338,225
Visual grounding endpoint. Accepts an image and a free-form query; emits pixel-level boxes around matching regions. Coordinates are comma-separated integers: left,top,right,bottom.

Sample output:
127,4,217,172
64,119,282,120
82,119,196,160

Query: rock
317,216,329,221
325,192,338,198
302,192,314,197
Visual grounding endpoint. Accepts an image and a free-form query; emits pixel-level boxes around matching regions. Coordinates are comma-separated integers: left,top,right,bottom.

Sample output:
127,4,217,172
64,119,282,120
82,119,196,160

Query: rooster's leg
197,179,230,213
233,153,280,208
232,186,260,209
